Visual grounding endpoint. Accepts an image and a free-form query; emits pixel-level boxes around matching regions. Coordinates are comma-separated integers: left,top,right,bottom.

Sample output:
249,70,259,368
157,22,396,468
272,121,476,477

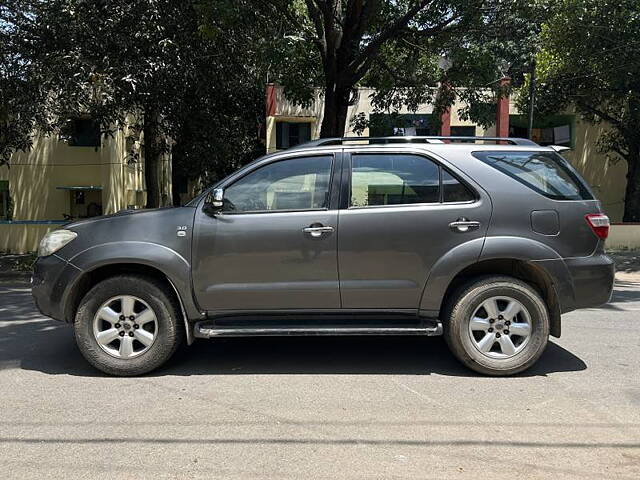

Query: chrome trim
303,226,335,237
449,220,481,232
194,323,443,338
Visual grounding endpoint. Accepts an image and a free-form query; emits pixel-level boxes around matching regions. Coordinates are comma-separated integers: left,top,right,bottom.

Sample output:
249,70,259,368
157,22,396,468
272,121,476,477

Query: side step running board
194,323,443,338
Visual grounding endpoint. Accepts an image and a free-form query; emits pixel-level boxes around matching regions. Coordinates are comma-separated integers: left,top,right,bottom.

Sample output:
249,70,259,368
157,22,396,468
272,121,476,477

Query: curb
0,272,32,285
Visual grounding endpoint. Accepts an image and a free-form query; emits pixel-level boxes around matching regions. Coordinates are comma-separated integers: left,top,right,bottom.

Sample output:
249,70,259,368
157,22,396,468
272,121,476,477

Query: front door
192,153,341,311
338,150,491,309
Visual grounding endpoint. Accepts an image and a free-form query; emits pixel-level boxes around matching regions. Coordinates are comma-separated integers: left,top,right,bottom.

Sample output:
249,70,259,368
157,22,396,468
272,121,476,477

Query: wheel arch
420,236,573,338
63,243,204,345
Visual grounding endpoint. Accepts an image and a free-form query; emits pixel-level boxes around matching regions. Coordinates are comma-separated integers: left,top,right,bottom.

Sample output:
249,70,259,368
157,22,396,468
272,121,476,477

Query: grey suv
31,136,614,376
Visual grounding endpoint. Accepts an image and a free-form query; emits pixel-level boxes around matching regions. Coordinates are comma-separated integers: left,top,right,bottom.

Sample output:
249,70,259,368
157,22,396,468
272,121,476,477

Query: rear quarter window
472,151,594,200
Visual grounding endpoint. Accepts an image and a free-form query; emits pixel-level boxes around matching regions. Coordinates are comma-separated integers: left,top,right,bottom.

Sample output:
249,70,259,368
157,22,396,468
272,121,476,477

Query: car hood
64,207,176,229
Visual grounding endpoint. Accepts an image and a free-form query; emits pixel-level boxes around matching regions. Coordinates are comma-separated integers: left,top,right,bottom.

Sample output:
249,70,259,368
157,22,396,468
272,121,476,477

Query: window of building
0,180,9,220
223,155,332,213
62,118,101,147
276,122,312,149
509,115,574,147
369,113,438,137
450,125,477,141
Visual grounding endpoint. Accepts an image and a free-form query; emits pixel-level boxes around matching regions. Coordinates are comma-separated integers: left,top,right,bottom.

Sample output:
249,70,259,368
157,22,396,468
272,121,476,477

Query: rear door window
472,151,593,200
351,154,440,207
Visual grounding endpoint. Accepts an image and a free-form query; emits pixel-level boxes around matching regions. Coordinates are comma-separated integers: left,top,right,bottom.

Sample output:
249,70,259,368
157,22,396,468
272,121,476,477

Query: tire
443,275,549,376
74,274,185,376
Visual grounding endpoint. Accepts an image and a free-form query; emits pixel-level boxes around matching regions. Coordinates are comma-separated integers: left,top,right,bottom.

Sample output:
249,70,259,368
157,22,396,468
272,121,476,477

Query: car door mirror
203,188,224,216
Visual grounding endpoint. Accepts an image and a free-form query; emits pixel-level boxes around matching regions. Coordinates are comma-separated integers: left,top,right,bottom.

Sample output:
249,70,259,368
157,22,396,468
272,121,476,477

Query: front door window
223,156,332,213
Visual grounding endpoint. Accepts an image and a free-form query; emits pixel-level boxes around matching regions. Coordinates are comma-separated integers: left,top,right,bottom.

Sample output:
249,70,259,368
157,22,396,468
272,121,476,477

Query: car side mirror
203,188,224,216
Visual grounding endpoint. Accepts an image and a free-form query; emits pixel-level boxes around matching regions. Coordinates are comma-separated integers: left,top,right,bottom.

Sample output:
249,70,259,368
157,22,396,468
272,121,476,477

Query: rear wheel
444,275,549,376
74,275,184,376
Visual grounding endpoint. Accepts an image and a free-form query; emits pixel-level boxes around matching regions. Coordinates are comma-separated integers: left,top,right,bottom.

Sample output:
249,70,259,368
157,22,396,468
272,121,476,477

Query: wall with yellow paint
0,224,60,254
1,118,172,253
563,120,627,221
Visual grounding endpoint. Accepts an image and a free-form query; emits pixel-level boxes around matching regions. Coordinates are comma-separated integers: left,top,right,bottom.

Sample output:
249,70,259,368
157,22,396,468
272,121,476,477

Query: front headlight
38,229,78,257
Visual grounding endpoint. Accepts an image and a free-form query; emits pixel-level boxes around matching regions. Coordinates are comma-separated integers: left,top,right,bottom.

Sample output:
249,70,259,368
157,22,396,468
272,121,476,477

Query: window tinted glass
276,122,312,149
223,156,332,213
351,154,439,207
472,151,593,200
442,170,475,202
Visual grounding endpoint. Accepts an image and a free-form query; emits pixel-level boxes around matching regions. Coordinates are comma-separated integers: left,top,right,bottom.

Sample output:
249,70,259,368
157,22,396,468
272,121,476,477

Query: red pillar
265,83,277,117
495,77,510,138
440,107,451,137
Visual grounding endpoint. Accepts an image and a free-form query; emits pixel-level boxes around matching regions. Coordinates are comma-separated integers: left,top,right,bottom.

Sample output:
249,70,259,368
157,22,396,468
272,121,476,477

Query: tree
530,0,640,221
201,1,541,138
2,0,267,206
0,0,48,166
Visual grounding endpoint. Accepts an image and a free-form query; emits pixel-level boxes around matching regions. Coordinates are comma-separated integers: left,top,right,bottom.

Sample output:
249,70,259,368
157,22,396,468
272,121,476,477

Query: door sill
194,322,443,338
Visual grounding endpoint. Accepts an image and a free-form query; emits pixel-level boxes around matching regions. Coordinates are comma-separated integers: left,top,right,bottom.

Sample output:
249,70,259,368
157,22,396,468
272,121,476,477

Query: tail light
585,213,610,240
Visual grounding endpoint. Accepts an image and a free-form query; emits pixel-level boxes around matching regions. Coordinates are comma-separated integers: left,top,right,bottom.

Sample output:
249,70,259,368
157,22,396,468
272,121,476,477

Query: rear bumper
31,254,83,322
564,253,615,310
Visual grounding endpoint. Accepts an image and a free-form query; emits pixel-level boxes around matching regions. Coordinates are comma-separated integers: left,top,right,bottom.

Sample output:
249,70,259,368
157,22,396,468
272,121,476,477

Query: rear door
337,149,491,309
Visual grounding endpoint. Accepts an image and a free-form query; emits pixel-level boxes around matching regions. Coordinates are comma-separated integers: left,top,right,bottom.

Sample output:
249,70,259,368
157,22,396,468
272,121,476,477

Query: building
0,118,172,253
265,84,630,224
1,85,636,253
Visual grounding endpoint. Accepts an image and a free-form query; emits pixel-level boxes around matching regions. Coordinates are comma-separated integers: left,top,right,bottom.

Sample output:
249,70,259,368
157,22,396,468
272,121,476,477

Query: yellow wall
1,118,172,253
0,224,60,254
563,120,627,221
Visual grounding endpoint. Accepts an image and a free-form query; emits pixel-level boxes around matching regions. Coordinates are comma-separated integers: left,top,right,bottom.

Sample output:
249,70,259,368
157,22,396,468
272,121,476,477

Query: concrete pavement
0,282,639,479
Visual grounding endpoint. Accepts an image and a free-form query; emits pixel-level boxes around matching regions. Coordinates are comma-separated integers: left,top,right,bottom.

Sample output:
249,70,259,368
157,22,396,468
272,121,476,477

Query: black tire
443,275,549,376
74,274,185,376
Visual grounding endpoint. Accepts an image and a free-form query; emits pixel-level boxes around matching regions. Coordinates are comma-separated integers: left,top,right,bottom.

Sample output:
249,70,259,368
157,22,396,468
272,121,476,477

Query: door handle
303,225,335,238
449,218,481,233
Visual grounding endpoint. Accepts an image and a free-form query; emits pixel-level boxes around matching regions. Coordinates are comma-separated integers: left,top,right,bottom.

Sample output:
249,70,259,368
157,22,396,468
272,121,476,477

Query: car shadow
0,284,589,378
0,317,586,379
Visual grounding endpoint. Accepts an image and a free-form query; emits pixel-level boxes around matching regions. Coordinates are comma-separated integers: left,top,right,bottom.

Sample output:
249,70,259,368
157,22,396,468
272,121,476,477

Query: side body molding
65,241,203,324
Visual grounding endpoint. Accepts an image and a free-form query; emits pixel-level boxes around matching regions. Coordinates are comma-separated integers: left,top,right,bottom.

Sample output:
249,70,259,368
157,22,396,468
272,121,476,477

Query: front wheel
444,275,549,376
74,275,184,376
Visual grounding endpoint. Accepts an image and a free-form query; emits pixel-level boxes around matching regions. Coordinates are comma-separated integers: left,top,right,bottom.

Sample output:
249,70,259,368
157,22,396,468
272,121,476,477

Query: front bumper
32,254,83,322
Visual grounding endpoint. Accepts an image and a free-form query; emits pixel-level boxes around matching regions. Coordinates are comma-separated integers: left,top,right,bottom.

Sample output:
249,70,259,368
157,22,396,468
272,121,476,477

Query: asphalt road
0,281,639,479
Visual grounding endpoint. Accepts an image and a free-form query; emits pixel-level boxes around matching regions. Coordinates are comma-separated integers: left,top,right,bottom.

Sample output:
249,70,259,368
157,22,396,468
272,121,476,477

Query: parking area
0,281,639,479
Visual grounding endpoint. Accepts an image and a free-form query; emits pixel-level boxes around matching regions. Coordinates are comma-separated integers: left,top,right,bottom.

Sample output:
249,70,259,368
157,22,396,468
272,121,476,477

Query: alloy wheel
92,295,158,359
468,296,532,359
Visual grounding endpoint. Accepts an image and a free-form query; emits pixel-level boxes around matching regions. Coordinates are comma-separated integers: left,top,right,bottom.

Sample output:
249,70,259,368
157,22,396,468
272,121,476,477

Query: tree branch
304,0,327,57
347,0,433,76
578,101,623,129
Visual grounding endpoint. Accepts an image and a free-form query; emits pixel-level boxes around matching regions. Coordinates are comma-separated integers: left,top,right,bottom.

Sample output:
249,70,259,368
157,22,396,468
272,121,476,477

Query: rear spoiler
549,145,571,153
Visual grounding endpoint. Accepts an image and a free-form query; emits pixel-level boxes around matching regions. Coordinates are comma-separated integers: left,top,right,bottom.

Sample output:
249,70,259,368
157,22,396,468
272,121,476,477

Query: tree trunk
622,143,640,222
143,110,161,209
320,83,350,138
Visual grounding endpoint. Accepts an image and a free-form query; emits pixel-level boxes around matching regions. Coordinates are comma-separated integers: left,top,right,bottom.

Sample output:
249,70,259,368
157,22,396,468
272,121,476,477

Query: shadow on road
0,285,588,378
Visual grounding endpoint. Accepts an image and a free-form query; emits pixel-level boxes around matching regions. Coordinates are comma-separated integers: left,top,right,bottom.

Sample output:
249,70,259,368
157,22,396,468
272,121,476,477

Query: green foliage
1,0,268,194
529,0,640,220
199,1,544,136
0,0,49,166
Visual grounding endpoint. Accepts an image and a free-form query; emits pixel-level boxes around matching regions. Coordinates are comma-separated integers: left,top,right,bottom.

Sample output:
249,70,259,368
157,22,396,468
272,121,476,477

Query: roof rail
289,136,538,149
